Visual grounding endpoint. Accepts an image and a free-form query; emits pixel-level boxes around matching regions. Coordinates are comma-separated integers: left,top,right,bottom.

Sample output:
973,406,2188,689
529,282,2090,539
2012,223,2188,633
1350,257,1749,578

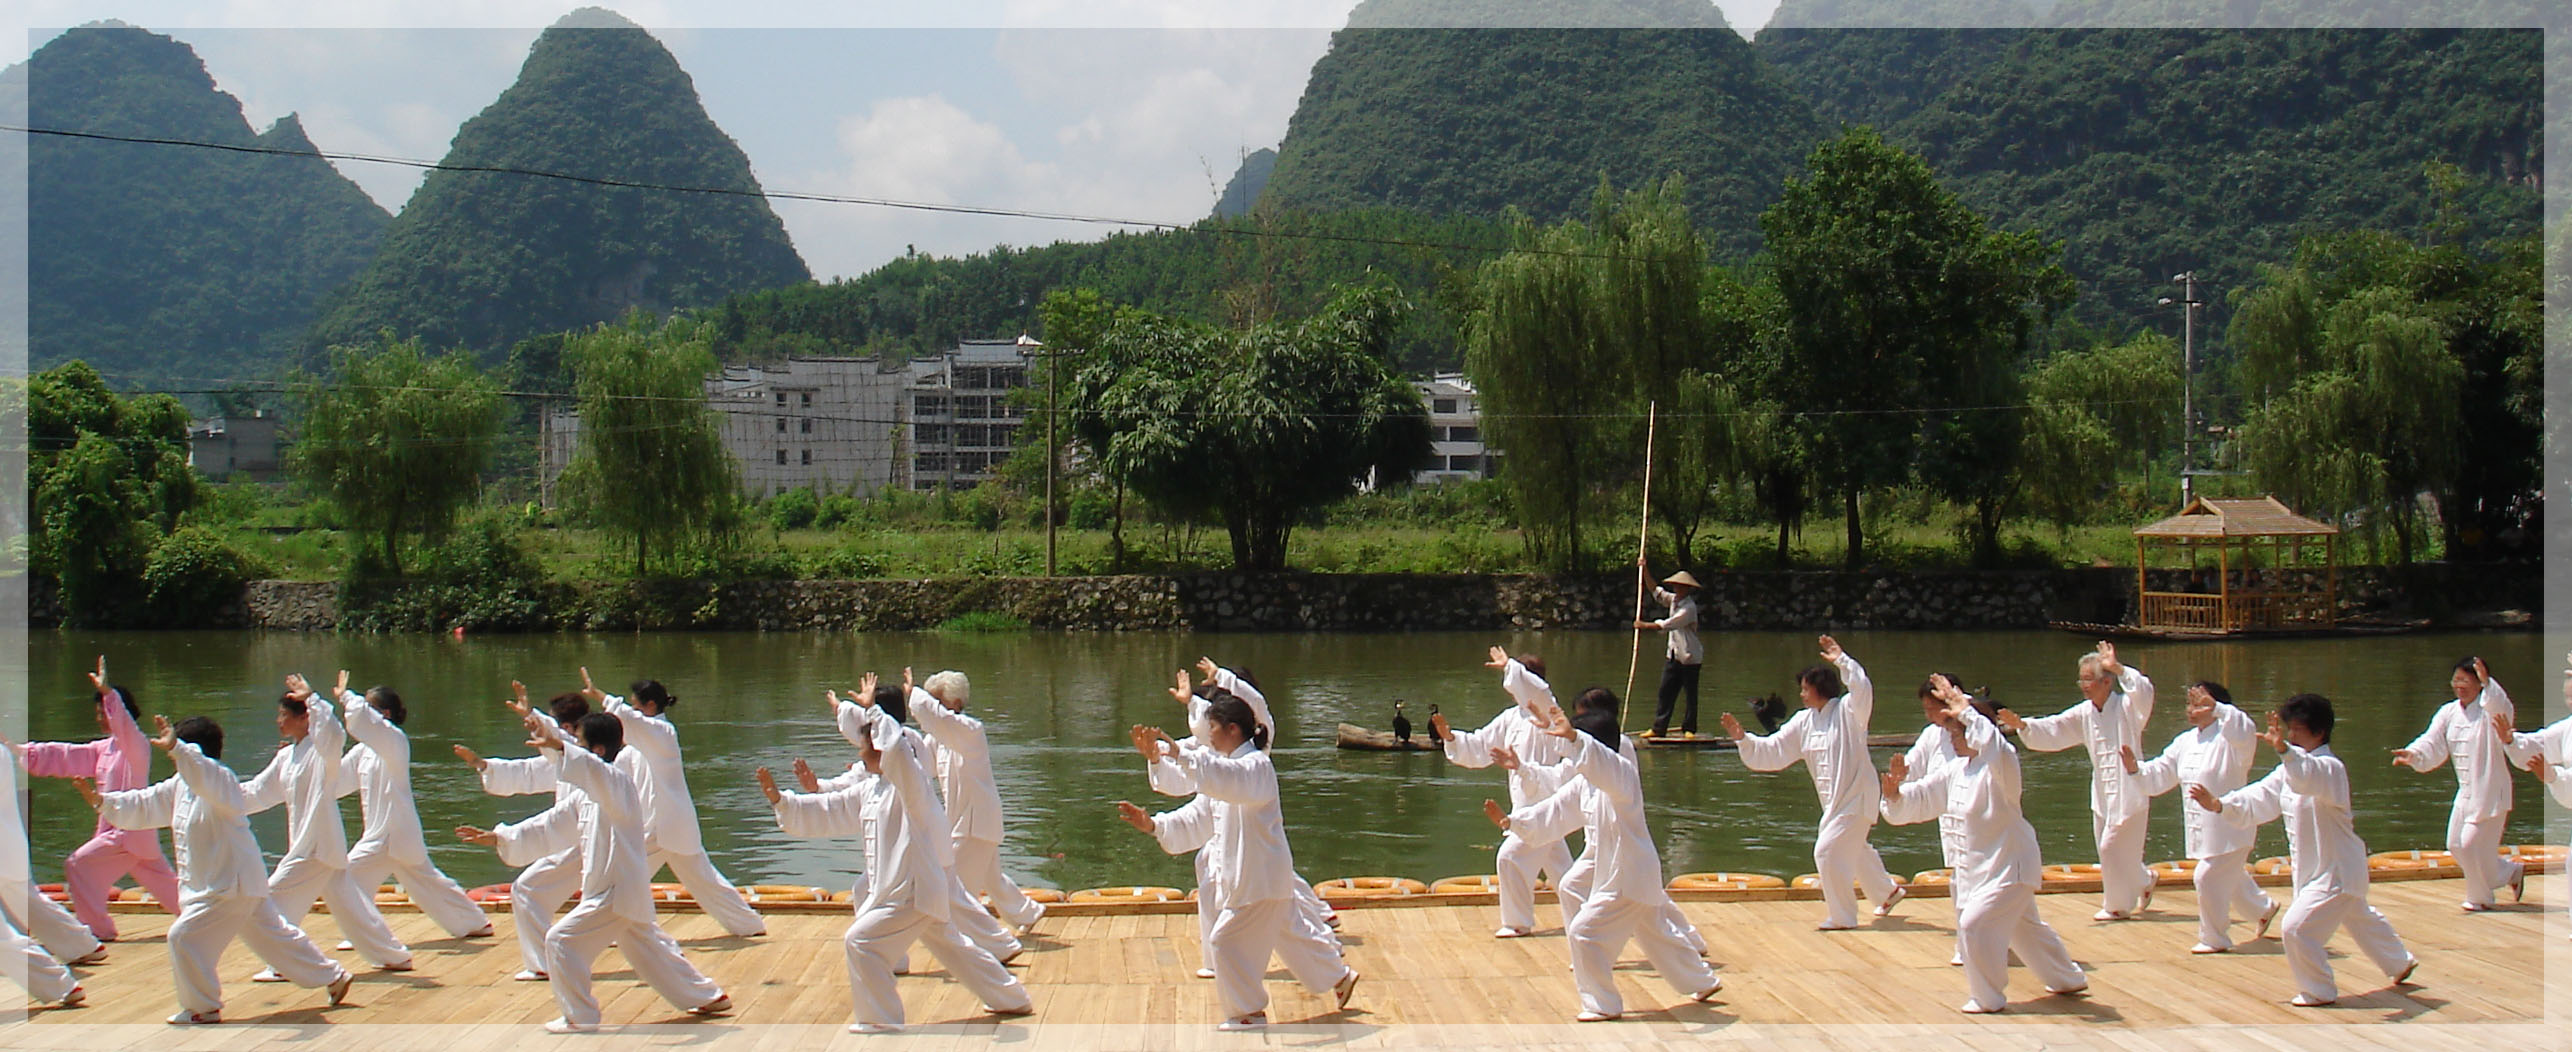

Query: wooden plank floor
6,876,2561,1049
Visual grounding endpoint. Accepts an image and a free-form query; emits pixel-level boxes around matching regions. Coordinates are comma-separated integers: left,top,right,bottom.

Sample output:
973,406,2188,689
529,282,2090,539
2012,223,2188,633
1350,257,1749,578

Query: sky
6,1,1790,282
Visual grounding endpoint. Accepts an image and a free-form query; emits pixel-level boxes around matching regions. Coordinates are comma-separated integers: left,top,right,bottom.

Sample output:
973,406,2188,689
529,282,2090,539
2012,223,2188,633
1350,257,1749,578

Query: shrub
142,526,269,625
768,486,820,530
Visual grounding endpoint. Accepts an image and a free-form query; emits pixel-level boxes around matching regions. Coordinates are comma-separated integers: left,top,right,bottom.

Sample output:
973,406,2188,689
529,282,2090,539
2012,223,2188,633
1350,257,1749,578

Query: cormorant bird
1749,693,1789,735
1391,700,1413,744
1426,704,1446,744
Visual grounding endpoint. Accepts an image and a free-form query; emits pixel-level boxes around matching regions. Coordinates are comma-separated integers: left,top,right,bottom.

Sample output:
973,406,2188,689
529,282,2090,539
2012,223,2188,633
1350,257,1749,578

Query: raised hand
1129,724,1164,762
452,744,488,772
335,670,351,697
456,825,499,846
755,767,782,805
1114,800,1155,833
1482,798,1509,830
148,715,176,752
524,711,564,753
1818,635,1843,662
1539,708,1576,741
2530,757,2557,784
283,673,312,700
2119,745,2138,774
1196,657,1219,682
2391,748,2420,767
1490,743,1520,771
1878,761,1902,799
2096,641,2121,676
792,757,821,793
858,672,881,705
1719,711,1745,742
1168,669,1193,706
2256,711,2284,753
2473,656,2490,685
2493,711,2517,744
1484,645,1509,670
71,777,100,811
578,666,604,703
88,655,106,693
503,681,534,721
1996,708,2026,733
2186,783,2221,812
902,667,915,696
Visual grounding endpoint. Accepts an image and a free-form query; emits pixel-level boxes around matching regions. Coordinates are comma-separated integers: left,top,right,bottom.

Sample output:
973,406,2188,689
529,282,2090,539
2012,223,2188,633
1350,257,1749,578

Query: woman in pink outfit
22,656,180,940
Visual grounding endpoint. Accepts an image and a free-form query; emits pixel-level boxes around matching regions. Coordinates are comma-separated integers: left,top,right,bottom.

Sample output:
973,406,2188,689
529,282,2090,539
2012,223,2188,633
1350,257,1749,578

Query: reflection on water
13,629,2562,894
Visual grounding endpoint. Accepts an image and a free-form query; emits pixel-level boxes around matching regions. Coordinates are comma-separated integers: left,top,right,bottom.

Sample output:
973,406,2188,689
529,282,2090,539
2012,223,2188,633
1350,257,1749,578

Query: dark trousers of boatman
1653,659,1702,735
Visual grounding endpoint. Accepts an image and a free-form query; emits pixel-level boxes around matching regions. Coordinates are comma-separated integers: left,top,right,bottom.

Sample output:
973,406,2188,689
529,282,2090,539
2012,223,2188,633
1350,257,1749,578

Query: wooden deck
6,875,2561,1049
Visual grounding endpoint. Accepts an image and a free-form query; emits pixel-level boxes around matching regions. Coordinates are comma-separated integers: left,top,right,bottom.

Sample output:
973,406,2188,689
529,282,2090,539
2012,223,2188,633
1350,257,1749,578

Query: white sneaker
1949,951,1963,966
514,969,549,982
250,968,286,983
544,1017,593,1033
2289,994,2335,1007
166,1010,222,1025
1574,1010,1619,1022
2091,909,2127,922
1193,966,1216,979
1874,885,1908,917
1494,926,1530,938
1691,976,1724,1002
336,940,355,951
1959,1000,2003,1014
848,1022,901,1034
2253,898,2280,939
2190,943,2230,954
2392,957,2419,985
1217,1014,1268,1031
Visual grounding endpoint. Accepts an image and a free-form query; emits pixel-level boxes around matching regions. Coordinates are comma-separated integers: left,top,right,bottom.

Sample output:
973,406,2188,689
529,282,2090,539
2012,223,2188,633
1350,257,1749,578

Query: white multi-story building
538,339,1036,503
1413,372,1491,483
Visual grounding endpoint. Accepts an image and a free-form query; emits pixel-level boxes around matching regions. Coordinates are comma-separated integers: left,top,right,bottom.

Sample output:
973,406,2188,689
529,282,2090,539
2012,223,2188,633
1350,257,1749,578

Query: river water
13,629,2561,896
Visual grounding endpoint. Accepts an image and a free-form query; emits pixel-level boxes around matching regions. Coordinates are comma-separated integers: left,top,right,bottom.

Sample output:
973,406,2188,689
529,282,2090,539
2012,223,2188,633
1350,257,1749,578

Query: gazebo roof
2134,496,2339,539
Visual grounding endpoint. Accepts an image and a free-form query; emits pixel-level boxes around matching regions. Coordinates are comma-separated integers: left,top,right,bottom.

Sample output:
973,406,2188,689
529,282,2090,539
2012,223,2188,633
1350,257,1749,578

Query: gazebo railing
2139,591,2223,631
2140,590,2337,632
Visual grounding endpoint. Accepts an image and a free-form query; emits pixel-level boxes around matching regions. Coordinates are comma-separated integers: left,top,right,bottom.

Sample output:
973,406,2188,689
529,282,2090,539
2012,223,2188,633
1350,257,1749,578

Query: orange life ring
466,883,513,903
110,887,156,903
1068,886,1186,904
1022,887,1068,904
1430,875,1500,894
829,890,854,903
1668,872,1787,891
1910,869,1953,886
2038,863,2102,887
2367,850,2453,872
1315,877,1430,898
651,882,692,902
2504,844,2565,870
37,883,69,903
2148,859,2198,877
2251,856,2293,877
744,884,824,903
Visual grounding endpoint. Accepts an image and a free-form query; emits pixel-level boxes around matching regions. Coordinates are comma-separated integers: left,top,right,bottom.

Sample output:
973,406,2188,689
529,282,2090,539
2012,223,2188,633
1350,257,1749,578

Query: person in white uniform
0,735,105,969
2496,652,2572,935
1723,636,1905,930
2,910,83,1007
911,669,1046,935
1496,702,1720,1021
2193,695,2419,1006
2393,656,2525,911
459,711,731,1033
82,714,353,1025
2123,681,2276,953
1998,641,2157,920
331,679,492,940
1880,678,2087,1014
1118,695,1357,1031
454,686,593,981
761,674,1031,1034
241,673,412,976
1146,663,1341,965
1435,647,1577,937
1898,673,1972,967
582,670,767,936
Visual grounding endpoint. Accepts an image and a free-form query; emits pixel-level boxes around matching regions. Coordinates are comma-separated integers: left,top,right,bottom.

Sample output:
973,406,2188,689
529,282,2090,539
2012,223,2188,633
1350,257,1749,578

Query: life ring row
58,844,2561,909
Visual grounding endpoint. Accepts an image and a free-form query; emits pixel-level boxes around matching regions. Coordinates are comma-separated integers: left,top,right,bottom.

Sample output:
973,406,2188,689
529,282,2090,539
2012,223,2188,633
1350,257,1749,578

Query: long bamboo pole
1622,402,1658,734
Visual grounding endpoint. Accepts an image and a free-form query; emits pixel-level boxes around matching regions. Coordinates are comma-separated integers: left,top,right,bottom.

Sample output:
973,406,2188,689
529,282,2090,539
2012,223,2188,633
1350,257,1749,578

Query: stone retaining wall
214,562,2534,633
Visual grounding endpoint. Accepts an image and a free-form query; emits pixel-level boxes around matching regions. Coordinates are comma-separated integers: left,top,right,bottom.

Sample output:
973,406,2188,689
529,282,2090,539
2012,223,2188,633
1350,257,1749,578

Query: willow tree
558,315,739,576
1058,286,1428,571
293,334,501,576
1466,176,1730,571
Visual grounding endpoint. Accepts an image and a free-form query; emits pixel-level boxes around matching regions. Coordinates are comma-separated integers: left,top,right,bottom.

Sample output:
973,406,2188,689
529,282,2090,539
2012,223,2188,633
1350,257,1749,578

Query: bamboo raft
11,871,2555,1048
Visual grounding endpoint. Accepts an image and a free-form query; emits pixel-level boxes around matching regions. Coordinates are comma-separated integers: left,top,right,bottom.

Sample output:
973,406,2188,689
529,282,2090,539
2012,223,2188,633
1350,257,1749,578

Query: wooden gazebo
2132,496,2340,634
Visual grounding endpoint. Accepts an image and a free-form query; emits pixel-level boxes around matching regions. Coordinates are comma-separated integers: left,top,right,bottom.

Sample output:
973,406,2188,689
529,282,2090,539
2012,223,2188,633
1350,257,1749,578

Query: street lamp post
2160,271,2201,507
1017,333,1053,577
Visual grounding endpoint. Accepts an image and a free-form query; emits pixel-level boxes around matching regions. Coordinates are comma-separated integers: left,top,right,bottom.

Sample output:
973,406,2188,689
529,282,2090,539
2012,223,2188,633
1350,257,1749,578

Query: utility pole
2161,272,2201,507
1018,333,1052,576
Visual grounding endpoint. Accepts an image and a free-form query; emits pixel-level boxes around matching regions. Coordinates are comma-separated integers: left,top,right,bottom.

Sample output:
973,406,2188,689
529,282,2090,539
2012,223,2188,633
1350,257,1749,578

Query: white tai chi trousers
953,837,1045,930
509,851,583,974
1496,831,1574,932
2279,884,2411,1003
2093,809,2153,914
2446,807,2522,908
167,892,349,1016
1566,894,1718,1018
542,898,724,1027
1207,896,1349,1020
267,856,409,966
644,848,766,936
345,843,488,938
2,914,76,1003
0,877,101,964
1557,854,1698,956
843,904,1031,1028
1814,810,1898,928
1955,882,2085,1012
2191,849,2272,950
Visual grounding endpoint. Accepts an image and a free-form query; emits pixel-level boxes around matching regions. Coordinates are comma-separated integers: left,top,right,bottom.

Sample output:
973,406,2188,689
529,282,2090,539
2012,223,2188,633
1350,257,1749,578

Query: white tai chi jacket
1510,733,1672,903
333,689,433,865
493,747,658,924
601,693,710,855
2214,745,2368,896
2398,678,2516,820
242,690,351,867
1735,651,1878,821
2130,702,2260,859
911,687,1005,845
2015,665,2157,824
1880,712,2041,898
1160,741,1298,908
98,741,273,904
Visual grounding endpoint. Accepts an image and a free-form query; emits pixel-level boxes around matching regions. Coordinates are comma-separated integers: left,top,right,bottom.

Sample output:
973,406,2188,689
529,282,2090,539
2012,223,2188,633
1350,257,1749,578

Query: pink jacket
26,691,163,848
